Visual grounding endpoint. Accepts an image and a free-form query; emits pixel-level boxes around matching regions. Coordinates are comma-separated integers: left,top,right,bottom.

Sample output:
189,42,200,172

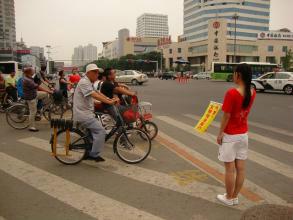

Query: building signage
16,50,31,54
213,21,221,29
127,37,142,43
157,36,172,47
212,30,220,61
258,31,293,40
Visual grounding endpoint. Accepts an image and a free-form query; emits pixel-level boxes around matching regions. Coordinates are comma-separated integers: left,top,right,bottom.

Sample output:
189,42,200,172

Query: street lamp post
160,48,163,74
232,13,239,63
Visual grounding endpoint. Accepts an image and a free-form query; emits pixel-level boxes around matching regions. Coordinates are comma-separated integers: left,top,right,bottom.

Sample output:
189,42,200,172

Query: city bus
0,61,22,78
211,62,278,81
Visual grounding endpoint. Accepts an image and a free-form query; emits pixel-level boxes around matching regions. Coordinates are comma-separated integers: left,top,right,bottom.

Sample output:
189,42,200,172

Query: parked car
192,72,211,80
115,70,148,85
160,71,177,80
251,72,293,95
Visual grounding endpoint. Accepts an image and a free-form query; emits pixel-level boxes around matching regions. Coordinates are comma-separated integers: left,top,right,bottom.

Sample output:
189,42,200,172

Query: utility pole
232,13,239,63
160,48,163,74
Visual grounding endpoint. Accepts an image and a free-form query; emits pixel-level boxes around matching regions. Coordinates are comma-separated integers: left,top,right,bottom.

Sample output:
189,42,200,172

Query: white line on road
156,116,293,180
185,114,293,138
158,131,292,207
184,114,293,153
0,152,163,220
17,137,247,210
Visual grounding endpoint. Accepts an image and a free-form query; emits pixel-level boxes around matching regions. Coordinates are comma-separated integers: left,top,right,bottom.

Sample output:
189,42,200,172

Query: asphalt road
0,78,292,220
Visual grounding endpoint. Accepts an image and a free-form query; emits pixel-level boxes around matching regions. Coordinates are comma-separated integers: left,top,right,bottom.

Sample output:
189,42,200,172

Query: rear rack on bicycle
50,119,75,157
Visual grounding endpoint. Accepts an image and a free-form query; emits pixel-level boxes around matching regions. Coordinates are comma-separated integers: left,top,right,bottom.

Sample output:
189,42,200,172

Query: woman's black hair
58,70,64,77
235,63,252,109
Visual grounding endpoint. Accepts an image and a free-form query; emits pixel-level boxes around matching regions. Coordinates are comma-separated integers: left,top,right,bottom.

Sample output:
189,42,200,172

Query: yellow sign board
195,101,222,133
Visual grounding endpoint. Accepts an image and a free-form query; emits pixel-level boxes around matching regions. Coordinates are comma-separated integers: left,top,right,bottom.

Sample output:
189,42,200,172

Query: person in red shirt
69,68,81,87
216,63,256,206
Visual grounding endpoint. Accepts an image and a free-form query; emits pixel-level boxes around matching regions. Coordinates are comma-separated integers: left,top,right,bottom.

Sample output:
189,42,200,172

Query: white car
192,72,211,80
115,70,148,85
251,72,293,95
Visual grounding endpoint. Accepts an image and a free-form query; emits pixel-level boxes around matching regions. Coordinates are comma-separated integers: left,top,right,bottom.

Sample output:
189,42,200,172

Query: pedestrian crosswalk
18,137,244,209
0,153,163,220
1,113,293,219
156,116,293,180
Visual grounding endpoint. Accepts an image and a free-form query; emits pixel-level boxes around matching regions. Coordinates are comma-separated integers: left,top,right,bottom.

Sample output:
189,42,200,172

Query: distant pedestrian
58,70,71,98
5,71,17,102
216,63,256,206
69,68,81,87
0,72,5,93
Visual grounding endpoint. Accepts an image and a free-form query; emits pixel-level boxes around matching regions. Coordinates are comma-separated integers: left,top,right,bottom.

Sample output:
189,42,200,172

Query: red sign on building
213,22,221,29
16,50,31,54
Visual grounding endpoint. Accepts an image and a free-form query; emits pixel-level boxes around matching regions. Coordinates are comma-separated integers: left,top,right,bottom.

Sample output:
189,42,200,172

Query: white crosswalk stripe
184,114,293,153
158,131,291,207
17,136,249,210
0,152,164,220
156,116,293,180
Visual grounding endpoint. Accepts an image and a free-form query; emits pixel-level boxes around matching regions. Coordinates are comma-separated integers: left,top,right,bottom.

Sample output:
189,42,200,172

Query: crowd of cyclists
1,63,140,162
72,64,138,162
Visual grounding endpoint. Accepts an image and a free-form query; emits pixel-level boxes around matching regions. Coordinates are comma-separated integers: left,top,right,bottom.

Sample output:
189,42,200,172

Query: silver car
192,72,211,80
116,70,148,85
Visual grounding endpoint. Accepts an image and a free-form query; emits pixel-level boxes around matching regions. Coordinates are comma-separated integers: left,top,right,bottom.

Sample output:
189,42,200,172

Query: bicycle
50,105,152,165
0,91,16,113
122,95,158,140
5,92,73,130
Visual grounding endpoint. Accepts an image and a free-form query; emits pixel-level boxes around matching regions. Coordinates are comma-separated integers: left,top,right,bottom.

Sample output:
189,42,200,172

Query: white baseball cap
86,64,104,73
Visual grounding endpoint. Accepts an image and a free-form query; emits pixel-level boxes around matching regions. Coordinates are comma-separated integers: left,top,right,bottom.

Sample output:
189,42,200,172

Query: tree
282,49,293,71
85,51,164,72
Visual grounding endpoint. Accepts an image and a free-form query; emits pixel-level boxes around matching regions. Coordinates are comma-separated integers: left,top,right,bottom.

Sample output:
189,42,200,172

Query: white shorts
218,133,248,162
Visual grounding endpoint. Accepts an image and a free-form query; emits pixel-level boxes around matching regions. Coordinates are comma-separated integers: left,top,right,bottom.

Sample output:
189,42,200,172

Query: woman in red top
216,64,256,206
69,69,81,87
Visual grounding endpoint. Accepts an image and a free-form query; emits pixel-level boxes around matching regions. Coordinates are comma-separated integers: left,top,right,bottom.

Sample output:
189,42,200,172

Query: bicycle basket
138,102,153,120
122,105,139,123
52,90,64,104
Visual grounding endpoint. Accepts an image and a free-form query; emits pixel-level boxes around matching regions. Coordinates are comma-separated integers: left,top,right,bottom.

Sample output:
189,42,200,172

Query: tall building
72,44,97,66
183,0,270,42
0,0,16,61
83,44,97,64
136,13,169,38
30,46,46,66
101,28,160,60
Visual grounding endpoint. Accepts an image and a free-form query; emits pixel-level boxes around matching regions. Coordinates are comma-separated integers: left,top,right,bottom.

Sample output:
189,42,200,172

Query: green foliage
282,49,293,71
85,51,164,72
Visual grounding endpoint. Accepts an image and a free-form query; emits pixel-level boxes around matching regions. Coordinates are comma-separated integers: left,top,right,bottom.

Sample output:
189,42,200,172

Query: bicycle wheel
114,128,152,164
140,121,158,140
51,129,87,165
6,104,30,130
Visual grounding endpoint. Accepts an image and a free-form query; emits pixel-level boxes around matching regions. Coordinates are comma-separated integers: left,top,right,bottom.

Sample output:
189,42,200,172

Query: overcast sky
15,0,293,62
